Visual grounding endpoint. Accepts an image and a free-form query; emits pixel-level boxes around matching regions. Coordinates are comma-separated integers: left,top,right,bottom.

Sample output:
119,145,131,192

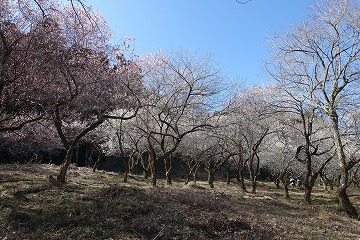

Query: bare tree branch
236,0,253,4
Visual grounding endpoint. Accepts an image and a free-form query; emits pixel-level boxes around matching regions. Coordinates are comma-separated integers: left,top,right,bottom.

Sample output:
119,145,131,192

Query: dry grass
0,164,359,240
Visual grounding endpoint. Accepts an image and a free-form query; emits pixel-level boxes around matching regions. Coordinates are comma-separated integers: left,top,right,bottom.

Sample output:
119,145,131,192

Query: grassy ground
0,164,359,240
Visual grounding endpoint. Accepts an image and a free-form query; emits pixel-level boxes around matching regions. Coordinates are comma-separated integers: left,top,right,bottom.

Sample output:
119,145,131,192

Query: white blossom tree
269,0,360,218
134,50,223,186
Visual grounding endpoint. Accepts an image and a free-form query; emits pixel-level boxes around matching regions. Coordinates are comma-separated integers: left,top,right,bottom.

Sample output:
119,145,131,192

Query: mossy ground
0,164,359,239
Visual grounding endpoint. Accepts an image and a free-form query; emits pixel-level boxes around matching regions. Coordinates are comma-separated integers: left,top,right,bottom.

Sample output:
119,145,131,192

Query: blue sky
85,0,314,86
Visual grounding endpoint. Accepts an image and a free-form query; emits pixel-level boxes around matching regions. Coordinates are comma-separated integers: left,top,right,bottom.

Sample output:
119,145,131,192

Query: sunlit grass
0,164,359,239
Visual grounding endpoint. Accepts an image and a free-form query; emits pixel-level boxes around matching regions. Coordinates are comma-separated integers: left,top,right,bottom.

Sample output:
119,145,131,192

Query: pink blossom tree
1,0,143,182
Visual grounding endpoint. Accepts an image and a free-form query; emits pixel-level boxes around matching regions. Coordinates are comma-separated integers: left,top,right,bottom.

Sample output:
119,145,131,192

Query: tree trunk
193,164,200,183
226,172,231,184
185,173,191,185
304,171,322,204
92,152,103,172
166,170,172,185
330,113,359,219
185,163,197,185
208,171,214,188
165,157,172,185
250,177,257,193
144,167,151,179
275,178,281,189
84,144,91,167
281,178,290,199
57,145,75,183
226,164,231,184
280,171,290,199
150,157,157,187
236,168,247,192
320,173,330,193
303,141,312,203
338,181,358,219
304,186,312,203
249,159,257,193
123,156,129,183
75,144,79,167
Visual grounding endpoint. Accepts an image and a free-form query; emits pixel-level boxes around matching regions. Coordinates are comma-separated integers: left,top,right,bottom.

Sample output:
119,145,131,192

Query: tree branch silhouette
236,0,253,4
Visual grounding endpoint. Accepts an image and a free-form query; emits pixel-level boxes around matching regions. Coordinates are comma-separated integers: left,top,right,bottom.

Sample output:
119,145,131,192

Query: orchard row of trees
1,0,359,219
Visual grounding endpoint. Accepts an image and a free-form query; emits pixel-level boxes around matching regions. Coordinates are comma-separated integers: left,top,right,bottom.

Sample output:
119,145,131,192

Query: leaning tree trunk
338,170,358,219
54,115,105,184
57,144,75,183
320,172,334,192
331,114,359,219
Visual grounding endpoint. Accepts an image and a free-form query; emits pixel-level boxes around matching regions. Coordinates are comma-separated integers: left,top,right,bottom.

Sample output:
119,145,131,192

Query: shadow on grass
1,182,279,240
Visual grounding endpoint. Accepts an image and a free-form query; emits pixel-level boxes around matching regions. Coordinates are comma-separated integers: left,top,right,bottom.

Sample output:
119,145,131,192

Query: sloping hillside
0,164,359,239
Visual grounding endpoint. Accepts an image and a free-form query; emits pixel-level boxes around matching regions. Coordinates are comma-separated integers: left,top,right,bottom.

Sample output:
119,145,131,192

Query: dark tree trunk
185,173,191,185
320,173,330,193
330,113,359,219
75,144,79,167
186,162,200,184
193,172,198,183
250,178,257,194
236,168,247,192
150,157,157,187
226,164,231,184
92,152,103,172
165,157,172,185
280,171,290,199
57,145,75,183
193,164,200,183
304,186,312,203
275,178,281,189
338,171,358,219
226,172,231,184
248,155,258,193
304,172,321,204
166,170,172,185
281,178,290,199
123,157,129,183
84,144,92,166
144,167,151,179
208,172,214,188
54,114,104,183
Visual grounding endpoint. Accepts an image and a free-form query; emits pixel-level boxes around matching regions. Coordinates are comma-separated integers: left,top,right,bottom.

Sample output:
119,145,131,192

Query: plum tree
269,0,360,218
